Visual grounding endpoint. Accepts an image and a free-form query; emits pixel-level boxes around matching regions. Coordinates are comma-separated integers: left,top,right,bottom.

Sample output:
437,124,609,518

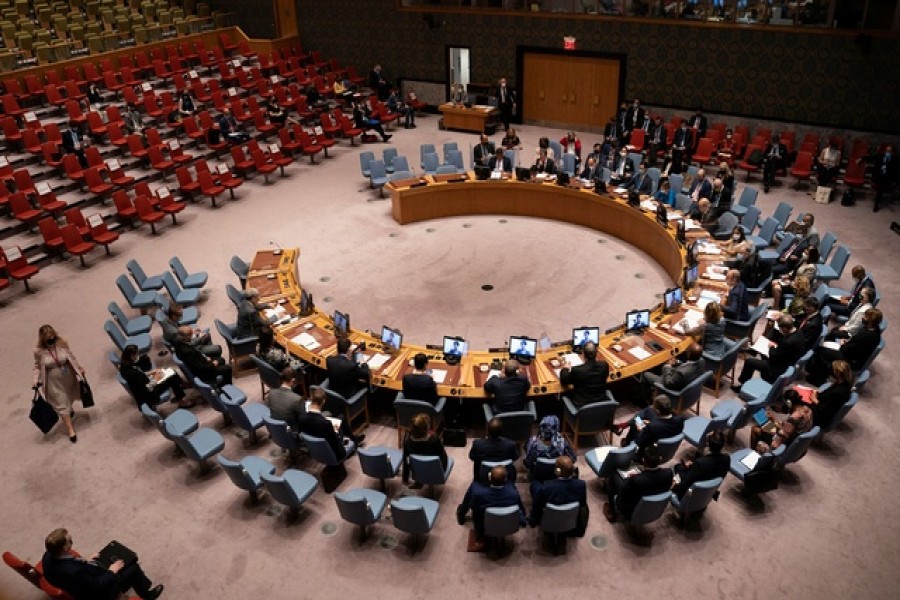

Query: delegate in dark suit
807,327,881,385
723,281,750,321
672,452,729,500
174,338,232,385
267,386,305,430
474,139,496,167
671,126,693,173
297,411,348,460
61,126,88,167
609,153,635,183
797,310,824,352
496,79,516,130
325,354,369,399
559,355,609,408
528,476,587,528
647,120,668,158
532,156,556,175
610,466,674,521
737,328,806,385
402,372,439,405
810,380,852,429
469,432,519,481
484,370,530,414
41,553,156,600
458,480,526,537
629,169,653,194
119,362,185,409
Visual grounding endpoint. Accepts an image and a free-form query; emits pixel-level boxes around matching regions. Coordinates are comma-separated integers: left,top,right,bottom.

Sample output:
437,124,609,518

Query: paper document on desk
591,446,615,465
486,369,501,380
366,353,391,370
684,218,703,230
740,451,761,471
628,346,652,360
264,306,287,320
490,171,502,180
613,186,628,194
705,270,727,281
750,337,773,357
828,292,845,301
700,244,722,255
563,353,584,367
291,332,320,350
430,369,447,384
672,312,703,335
640,200,657,211
821,341,841,351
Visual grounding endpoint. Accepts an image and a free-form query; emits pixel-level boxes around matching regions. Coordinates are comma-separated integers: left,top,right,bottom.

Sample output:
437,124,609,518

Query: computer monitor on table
683,264,699,290
442,336,467,365
474,165,491,180
333,310,350,337
572,327,599,349
515,167,531,181
625,309,651,333
664,287,683,313
381,326,403,351
508,336,537,365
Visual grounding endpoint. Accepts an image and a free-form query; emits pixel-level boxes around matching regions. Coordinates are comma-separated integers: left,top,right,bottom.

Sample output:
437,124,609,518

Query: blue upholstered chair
217,455,276,503
538,501,580,555
747,216,779,249
738,205,761,235
263,416,302,465
358,150,374,178
169,256,208,289
214,319,257,374
482,401,537,445
318,381,369,436
301,432,356,471
394,392,446,447
624,491,672,527
390,496,440,552
368,159,388,196
261,468,319,521
104,319,151,354
161,271,200,305
729,444,786,494
656,433,684,464
193,377,247,427
140,404,197,449
382,147,398,173
670,477,723,525
422,152,439,175
738,366,795,405
126,258,164,291
334,488,387,540
116,274,157,311
682,413,729,448
585,442,638,481
229,255,248,288
759,231,795,263
408,454,454,497
653,370,713,415
561,392,618,450
357,446,403,491
221,396,270,445
166,425,225,474
419,144,436,168
730,186,757,218
483,505,522,548
815,245,850,283
704,337,746,397
108,301,153,336
725,301,769,341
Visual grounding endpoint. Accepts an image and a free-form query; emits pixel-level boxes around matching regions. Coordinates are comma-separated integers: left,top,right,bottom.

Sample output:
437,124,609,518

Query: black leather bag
29,389,59,434
79,379,95,408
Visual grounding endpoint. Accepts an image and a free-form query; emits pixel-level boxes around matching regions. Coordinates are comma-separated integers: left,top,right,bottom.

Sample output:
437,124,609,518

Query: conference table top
256,176,731,399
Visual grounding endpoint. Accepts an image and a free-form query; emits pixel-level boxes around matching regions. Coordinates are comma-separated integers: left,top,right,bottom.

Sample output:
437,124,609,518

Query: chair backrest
2,551,42,589
646,167,660,194
169,256,189,283
540,501,580,534
628,491,672,526
334,491,378,526
676,477,723,514
575,397,618,430
107,301,131,331
656,433,684,463
382,147,398,167
777,426,820,467
395,397,439,429
103,319,127,350
824,392,858,433
675,194,692,213
715,212,739,236
828,246,851,277
262,471,302,507
764,366,795,406
741,205,761,232
220,396,255,431
390,499,433,534
771,201,792,229
771,231,796,256
264,415,299,452
738,186,758,209
422,152,439,174
192,377,227,414
595,442,637,478
368,158,387,180
817,231,837,263
392,155,410,174
217,455,257,492
560,153,576,176
755,217,779,245
226,282,244,308
442,142,458,160
409,454,448,485
419,143,436,164
447,149,464,171
494,411,535,443
484,505,521,538
250,355,282,390
300,432,341,466
230,256,248,284
677,371,713,412
669,173,684,194
435,164,457,175
358,448,399,480
161,270,183,298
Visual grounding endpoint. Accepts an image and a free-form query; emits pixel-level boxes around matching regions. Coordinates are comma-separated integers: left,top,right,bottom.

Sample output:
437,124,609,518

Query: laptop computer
95,540,137,570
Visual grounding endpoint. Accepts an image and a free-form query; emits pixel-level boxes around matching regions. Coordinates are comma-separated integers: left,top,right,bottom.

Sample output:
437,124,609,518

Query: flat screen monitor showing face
657,203,668,226
684,264,699,288
381,326,402,351
442,336,467,357
572,327,599,348
509,336,537,359
333,310,349,336
625,309,651,332
664,287,683,312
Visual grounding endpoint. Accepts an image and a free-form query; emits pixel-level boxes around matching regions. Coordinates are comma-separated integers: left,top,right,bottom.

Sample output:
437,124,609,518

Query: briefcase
79,379,95,408
29,390,59,434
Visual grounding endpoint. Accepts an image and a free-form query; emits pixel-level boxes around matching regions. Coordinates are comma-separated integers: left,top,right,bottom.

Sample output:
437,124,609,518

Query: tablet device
509,336,537,363
381,326,402,351
572,327,599,348
442,336,467,357
333,310,349,337
625,309,651,333
664,287,683,313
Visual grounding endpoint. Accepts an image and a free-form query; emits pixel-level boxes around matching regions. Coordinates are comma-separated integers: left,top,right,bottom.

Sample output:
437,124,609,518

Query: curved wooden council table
256,177,706,400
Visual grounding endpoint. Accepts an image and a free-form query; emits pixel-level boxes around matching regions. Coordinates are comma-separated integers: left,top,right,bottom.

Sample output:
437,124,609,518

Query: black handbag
29,389,59,434
79,379,95,408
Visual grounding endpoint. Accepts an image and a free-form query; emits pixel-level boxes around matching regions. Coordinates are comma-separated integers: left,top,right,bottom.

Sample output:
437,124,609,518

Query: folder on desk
291,332,320,350
591,445,614,465
750,337,773,357
740,451,761,471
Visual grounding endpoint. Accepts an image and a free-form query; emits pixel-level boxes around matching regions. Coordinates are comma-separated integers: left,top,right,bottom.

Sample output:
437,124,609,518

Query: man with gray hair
235,288,270,339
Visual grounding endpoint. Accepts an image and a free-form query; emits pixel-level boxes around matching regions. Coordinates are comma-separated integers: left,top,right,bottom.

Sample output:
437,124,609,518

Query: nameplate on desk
156,186,171,198
216,163,230,174
106,158,121,171
87,213,104,228
3,246,22,262
189,70,198,79
36,182,52,195
142,82,153,92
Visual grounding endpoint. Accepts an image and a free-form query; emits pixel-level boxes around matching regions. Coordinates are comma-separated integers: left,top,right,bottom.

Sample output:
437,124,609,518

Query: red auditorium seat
60,224,96,267
0,245,39,291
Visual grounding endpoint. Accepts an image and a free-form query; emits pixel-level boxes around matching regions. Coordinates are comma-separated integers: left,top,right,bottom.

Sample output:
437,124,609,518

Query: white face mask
732,234,742,241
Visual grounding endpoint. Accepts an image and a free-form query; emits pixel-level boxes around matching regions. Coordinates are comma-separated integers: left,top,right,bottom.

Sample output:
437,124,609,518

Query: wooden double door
521,51,623,131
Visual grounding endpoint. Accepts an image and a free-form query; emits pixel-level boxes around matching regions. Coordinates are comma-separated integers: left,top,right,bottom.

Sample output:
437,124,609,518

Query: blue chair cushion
282,469,318,503
739,378,771,402
190,428,225,459
241,456,276,487
393,496,440,529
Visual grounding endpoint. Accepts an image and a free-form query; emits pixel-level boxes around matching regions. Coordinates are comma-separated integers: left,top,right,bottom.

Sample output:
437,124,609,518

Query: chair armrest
525,400,536,418
653,382,679,396
347,387,367,405
318,379,330,390
483,404,493,422
434,397,447,414
562,396,579,418
395,391,405,401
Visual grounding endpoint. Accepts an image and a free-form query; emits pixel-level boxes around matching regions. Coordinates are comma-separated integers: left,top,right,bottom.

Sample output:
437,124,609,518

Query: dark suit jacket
461,481,526,534
812,381,852,429
797,311,824,351
267,386,305,430
496,85,516,111
297,411,346,460
689,177,713,200
635,414,685,454
529,477,587,527
325,354,369,399
402,434,447,482
840,328,881,370
235,300,265,339
647,122,668,148
689,114,708,137
660,357,707,391
673,127,693,150
846,275,876,313
41,553,120,600
610,154,634,180
630,171,653,194
603,122,620,140
474,142,496,166
768,330,807,379
624,106,645,132
617,467,674,521
484,374,530,413
532,157,556,174
469,436,519,480
488,155,512,172
61,129,84,154
559,359,609,407
402,373,438,405
174,339,217,384
723,282,750,321
673,453,729,499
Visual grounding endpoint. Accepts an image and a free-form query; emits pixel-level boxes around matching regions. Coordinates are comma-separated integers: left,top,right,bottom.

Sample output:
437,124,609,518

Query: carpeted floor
1,115,898,600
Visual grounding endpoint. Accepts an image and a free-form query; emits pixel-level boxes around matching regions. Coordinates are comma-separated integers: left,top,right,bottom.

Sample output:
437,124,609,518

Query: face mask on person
46,337,57,345
732,234,742,241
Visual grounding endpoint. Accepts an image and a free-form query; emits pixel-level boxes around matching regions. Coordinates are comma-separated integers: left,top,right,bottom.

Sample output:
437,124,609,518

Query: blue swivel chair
301,432,356,473
168,256,208,289
368,159,388,196
539,502,580,555
261,469,319,521
140,404,197,451
585,442,638,482
394,392,446,446
408,454,454,497
221,396,270,445
382,147,398,174
359,151,374,178
656,433,684,464
422,152,439,175
357,446,403,491
167,425,225,474
229,255,248,288
161,271,200,305
653,370,713,414
670,477,723,526
116,274,157,311
126,258,164,291
107,301,153,336
390,496,440,552
624,491,672,528
483,505,522,550
561,392,618,450
104,319,151,354
217,455,276,503
263,416,302,464
334,488,387,540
